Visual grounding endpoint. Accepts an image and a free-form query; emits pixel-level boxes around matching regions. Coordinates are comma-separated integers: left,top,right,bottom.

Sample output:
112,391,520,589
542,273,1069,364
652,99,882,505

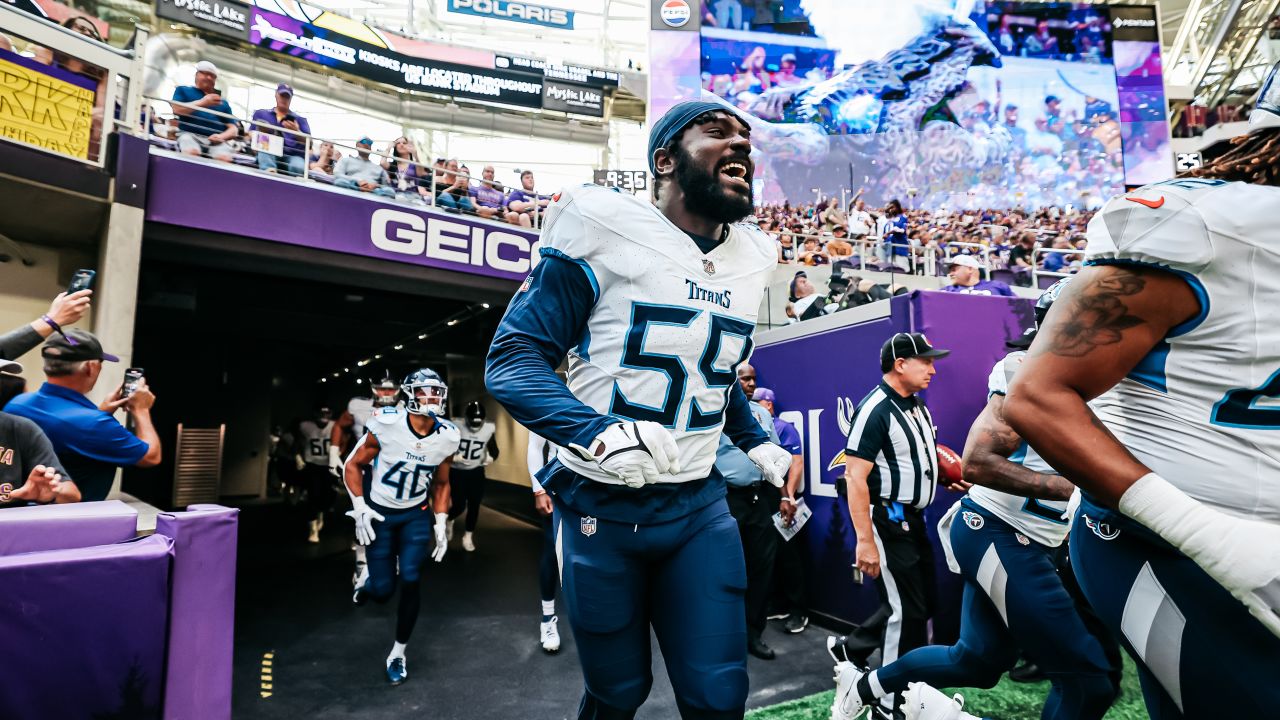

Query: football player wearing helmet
486,101,792,719
332,373,402,589
343,368,460,685
829,279,1119,720
447,400,499,552
1005,62,1280,718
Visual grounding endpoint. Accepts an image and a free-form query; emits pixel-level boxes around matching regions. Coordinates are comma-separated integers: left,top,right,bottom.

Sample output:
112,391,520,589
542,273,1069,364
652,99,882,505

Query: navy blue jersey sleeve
723,383,769,453
485,253,616,450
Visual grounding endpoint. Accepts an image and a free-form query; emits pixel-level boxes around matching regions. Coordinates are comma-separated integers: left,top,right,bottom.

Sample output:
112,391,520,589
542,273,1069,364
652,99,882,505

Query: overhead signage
496,54,619,87
248,8,544,108
1109,5,1159,42
447,0,573,30
542,80,604,117
156,0,250,40
593,170,647,193
0,47,97,160
651,0,697,31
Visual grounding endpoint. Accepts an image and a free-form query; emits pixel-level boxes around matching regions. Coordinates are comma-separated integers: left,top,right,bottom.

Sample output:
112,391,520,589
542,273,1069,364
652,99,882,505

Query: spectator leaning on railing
309,141,341,176
3,330,161,503
171,61,237,163
334,137,394,197
435,159,477,213
0,359,80,507
382,137,430,201
251,83,311,177
505,170,546,227
470,165,507,220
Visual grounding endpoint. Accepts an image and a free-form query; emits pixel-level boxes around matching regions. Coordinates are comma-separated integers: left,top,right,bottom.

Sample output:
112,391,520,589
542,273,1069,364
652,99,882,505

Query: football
936,444,964,485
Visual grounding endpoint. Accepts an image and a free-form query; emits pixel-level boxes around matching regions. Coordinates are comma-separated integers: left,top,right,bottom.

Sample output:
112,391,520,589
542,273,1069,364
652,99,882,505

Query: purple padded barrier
0,534,172,720
749,292,1034,638
0,499,137,556
155,504,239,720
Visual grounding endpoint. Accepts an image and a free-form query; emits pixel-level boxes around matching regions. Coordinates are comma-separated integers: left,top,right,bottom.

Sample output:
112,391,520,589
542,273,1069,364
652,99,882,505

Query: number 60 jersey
539,184,776,486
1084,178,1280,524
358,408,461,509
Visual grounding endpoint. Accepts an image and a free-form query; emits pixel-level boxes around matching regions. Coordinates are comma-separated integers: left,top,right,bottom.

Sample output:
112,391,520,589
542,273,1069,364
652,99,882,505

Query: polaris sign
447,0,574,30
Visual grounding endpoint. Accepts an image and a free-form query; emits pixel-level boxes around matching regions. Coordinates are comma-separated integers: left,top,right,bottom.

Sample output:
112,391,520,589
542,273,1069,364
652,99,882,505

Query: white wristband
350,494,368,511
1117,473,1202,547
781,496,797,505
433,512,448,529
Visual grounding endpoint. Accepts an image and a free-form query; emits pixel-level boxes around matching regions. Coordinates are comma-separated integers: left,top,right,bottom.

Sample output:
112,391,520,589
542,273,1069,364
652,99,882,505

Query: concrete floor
231,489,836,719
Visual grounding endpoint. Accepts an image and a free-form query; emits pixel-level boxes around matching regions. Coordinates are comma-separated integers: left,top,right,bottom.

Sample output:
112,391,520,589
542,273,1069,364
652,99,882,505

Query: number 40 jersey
539,184,776,486
1084,178,1280,523
357,407,461,510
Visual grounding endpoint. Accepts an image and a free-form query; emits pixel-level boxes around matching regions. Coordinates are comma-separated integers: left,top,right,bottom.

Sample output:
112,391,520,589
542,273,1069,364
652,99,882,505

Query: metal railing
1031,247,1081,288
142,95,549,228
772,230,948,276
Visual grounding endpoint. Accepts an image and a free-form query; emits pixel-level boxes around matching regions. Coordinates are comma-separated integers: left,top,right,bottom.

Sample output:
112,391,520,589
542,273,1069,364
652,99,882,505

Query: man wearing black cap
487,100,793,719
827,332,948,719
4,330,161,502
0,359,80,507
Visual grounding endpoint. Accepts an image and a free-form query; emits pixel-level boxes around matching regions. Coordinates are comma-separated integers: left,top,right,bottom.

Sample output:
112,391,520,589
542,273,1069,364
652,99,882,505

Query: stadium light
394,344,404,350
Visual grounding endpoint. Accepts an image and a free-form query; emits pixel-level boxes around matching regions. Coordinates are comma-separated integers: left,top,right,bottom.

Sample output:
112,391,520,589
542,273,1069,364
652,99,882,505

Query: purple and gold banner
750,292,1034,637
145,155,541,283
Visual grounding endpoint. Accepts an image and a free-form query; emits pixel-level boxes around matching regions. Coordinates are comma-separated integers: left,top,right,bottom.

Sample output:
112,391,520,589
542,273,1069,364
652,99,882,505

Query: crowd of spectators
0,290,162,508
155,61,553,228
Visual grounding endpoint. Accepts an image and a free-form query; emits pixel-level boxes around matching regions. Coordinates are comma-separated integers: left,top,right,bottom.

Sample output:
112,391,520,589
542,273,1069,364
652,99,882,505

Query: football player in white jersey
1005,64,1280,718
331,373,401,588
296,406,335,543
343,368,460,686
830,280,1119,720
486,101,793,719
447,401,499,552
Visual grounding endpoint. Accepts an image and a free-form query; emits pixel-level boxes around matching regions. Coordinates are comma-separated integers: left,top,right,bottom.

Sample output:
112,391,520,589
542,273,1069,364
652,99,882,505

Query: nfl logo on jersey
580,516,597,537
702,258,716,275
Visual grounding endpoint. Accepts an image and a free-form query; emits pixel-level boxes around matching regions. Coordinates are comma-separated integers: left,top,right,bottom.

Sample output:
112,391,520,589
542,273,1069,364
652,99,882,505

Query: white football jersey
357,408,461,509
1085,178,1280,522
453,421,496,470
540,184,776,485
348,397,375,437
298,419,333,466
969,352,1072,546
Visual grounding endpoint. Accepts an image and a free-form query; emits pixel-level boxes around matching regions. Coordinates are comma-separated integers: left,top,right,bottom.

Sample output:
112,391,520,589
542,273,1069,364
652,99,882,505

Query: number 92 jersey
540,184,776,485
1084,178,1280,523
360,408,461,510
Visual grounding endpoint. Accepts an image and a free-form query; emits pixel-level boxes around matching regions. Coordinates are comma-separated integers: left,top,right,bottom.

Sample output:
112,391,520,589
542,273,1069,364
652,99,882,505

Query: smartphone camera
68,269,95,294
124,368,144,397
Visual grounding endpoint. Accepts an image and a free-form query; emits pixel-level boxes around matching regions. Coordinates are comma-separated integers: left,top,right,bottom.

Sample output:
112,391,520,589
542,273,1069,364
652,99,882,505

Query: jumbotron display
657,0,1171,209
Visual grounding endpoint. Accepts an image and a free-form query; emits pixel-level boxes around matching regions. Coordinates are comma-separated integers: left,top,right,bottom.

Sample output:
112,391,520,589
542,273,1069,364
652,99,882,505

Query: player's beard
673,145,754,224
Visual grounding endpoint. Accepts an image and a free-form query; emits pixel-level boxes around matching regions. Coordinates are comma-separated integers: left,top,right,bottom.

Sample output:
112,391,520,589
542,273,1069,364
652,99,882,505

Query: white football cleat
903,682,981,720
540,616,561,653
831,661,867,720
307,519,321,544
352,559,369,590
462,532,476,552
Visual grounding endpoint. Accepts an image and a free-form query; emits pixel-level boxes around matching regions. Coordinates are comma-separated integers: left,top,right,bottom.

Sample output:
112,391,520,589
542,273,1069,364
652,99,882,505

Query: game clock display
593,170,648,193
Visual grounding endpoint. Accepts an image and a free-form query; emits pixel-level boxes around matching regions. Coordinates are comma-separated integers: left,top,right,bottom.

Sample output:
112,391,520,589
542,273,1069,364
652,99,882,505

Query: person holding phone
0,282,93,363
251,83,311,177
171,61,237,163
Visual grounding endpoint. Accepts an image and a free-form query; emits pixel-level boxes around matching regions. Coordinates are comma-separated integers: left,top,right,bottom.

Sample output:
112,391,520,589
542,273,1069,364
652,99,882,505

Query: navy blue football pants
554,497,749,720
1070,495,1280,719
876,499,1116,720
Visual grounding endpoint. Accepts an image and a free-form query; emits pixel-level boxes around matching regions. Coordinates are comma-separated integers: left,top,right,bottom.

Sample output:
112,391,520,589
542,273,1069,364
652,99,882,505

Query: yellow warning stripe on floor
260,651,275,699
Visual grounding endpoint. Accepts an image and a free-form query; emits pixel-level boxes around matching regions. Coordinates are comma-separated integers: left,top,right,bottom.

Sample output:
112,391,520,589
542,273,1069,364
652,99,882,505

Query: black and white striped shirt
844,381,939,509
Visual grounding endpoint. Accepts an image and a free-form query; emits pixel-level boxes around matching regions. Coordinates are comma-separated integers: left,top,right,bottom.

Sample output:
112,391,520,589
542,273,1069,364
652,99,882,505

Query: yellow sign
0,53,97,160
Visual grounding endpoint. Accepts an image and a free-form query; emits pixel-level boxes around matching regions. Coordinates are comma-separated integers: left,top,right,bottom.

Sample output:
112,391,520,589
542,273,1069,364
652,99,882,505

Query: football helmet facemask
371,373,399,408
465,401,485,430
402,368,448,417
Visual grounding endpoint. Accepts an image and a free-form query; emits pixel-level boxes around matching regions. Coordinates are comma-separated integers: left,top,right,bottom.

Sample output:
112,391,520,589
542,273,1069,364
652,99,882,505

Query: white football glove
294,454,306,472
1120,473,1280,638
328,445,344,478
431,512,449,562
570,421,681,489
345,495,384,546
747,442,792,488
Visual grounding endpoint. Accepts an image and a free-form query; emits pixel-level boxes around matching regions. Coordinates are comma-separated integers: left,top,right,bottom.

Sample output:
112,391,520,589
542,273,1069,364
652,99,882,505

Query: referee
833,332,947,715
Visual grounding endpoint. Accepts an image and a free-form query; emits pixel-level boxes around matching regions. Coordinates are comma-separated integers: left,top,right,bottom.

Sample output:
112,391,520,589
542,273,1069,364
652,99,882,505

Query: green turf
746,655,1150,720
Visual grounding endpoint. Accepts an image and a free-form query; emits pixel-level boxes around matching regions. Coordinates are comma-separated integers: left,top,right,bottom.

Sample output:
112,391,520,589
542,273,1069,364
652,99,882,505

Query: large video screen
692,0,1171,209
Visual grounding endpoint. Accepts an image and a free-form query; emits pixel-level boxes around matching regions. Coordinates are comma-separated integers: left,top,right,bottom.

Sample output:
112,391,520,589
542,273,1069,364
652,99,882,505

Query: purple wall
145,154,540,282
750,292,1034,638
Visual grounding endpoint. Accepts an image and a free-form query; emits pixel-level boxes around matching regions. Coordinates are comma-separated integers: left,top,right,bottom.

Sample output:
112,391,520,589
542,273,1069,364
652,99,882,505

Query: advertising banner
447,0,574,30
750,292,1034,638
156,0,250,40
145,154,541,283
0,47,97,159
541,79,604,117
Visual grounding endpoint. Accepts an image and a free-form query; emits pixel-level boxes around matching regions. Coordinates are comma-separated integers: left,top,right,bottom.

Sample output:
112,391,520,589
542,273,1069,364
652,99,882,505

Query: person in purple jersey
941,256,1015,296
470,165,507,221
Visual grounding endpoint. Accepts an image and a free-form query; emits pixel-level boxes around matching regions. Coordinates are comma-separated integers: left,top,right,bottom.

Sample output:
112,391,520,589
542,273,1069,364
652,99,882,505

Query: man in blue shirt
250,83,311,176
170,60,237,162
717,364,783,660
4,331,162,502
941,255,1015,296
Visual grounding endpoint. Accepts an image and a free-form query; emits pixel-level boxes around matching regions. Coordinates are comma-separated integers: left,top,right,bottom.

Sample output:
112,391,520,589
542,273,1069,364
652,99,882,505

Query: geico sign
452,0,571,28
371,208,538,275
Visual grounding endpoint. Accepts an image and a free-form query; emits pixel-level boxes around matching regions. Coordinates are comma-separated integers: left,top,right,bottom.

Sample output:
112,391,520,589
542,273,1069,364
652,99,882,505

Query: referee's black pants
726,482,778,641
844,503,936,668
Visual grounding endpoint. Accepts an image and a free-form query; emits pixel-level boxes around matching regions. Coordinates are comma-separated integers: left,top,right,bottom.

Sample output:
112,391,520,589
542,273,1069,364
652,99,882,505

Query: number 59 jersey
1084,178,1280,523
359,408,461,510
540,184,776,486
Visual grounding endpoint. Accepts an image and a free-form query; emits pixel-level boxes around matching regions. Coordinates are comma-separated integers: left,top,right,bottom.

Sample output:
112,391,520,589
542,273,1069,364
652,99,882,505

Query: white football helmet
401,368,448,417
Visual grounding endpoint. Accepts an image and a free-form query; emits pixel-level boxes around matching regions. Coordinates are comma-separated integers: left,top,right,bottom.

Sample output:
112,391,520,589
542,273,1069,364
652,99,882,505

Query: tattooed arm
961,394,1075,500
1003,265,1199,507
